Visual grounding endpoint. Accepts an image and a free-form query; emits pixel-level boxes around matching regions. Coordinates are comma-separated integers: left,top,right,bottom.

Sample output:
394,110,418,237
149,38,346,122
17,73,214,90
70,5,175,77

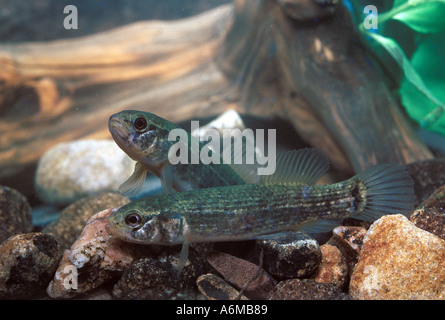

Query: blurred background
0,0,231,42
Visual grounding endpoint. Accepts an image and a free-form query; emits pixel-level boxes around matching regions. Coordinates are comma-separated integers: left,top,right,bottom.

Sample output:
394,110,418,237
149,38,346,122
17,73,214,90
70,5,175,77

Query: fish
106,148,415,272
108,110,248,196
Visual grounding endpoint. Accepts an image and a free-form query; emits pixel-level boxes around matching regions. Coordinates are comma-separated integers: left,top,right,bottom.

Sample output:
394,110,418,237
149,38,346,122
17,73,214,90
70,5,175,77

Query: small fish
106,148,415,272
108,110,247,196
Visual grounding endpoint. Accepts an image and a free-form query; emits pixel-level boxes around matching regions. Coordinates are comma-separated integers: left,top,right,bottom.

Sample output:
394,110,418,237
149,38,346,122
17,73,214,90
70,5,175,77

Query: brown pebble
350,214,445,300
328,225,367,275
311,244,347,288
47,208,137,299
206,251,276,299
197,274,248,300
42,192,130,250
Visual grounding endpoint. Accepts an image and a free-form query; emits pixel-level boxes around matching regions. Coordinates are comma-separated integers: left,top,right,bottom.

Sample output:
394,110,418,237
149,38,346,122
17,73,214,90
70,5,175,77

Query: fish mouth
108,116,129,142
105,218,130,241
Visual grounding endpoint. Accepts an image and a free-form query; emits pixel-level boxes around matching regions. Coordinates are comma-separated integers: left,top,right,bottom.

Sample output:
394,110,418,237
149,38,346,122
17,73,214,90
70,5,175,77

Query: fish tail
350,164,415,222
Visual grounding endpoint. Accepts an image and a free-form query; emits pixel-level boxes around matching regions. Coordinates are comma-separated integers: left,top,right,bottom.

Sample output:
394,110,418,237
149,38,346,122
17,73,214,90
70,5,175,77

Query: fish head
106,200,188,245
108,110,176,171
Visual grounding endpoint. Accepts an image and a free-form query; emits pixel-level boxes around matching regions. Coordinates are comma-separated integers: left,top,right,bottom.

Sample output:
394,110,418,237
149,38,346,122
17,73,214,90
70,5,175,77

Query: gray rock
269,278,350,300
253,231,321,280
42,192,130,251
35,139,135,206
112,250,205,300
0,233,61,299
0,186,32,244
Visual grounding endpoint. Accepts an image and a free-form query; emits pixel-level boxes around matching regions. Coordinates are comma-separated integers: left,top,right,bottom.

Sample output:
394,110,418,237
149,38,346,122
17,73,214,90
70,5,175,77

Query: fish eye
133,117,148,132
124,211,143,228
133,117,156,133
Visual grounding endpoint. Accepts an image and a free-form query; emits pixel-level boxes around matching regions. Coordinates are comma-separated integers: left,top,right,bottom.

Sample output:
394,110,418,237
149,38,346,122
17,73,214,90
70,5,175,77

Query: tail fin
351,164,415,222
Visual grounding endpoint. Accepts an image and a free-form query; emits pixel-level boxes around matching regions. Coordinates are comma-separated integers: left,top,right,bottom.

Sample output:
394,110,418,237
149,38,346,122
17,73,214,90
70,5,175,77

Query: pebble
349,214,445,300
410,184,445,240
42,192,130,251
112,250,205,300
197,273,248,300
47,208,137,299
0,233,61,299
34,139,135,206
206,251,276,299
0,186,33,244
253,231,321,279
311,244,348,288
269,279,350,300
328,225,367,275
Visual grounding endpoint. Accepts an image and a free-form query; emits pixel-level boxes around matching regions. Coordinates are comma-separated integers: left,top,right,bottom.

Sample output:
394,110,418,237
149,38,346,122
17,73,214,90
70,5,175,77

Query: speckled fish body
108,110,246,195
106,161,415,245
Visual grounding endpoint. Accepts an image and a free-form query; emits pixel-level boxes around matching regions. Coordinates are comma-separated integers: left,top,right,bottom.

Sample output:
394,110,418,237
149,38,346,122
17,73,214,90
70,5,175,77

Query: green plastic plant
349,0,445,136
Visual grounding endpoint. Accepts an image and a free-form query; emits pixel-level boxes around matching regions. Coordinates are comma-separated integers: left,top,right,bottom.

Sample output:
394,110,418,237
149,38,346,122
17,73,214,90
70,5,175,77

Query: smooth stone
206,251,276,299
0,233,61,299
269,278,349,300
42,192,130,251
349,214,445,300
0,186,32,244
35,139,135,206
197,273,249,300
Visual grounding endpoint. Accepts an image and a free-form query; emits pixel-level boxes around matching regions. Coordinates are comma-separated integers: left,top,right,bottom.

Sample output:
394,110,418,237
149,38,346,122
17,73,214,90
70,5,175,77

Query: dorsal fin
260,148,330,186
222,127,261,184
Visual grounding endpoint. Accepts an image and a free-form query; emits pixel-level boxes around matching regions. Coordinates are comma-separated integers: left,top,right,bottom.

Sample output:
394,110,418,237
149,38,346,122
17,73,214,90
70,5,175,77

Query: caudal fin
351,164,415,222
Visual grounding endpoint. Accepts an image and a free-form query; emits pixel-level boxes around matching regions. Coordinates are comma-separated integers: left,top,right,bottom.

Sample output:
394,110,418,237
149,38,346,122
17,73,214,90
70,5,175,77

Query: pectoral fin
119,162,147,197
176,232,191,275
160,164,175,194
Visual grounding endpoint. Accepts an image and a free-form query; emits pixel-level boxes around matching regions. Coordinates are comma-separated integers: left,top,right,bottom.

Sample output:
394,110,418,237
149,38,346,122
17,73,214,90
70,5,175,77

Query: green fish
106,148,415,272
108,110,248,196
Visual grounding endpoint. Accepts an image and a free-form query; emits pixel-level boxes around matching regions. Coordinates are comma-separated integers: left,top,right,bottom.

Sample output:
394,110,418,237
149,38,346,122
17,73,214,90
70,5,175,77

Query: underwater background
0,0,444,301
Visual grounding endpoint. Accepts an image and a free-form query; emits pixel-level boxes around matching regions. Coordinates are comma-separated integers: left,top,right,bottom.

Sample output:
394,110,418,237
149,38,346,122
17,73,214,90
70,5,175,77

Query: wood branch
216,0,432,171
0,1,433,199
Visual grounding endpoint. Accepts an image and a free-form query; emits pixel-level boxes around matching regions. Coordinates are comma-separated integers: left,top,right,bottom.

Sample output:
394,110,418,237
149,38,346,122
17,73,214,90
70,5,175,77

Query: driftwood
0,0,433,198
